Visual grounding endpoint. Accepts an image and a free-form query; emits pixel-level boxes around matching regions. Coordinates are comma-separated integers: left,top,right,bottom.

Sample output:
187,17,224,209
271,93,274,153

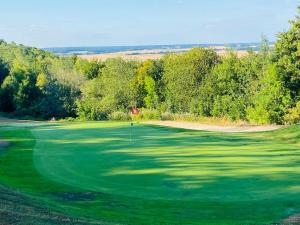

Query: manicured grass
0,122,300,224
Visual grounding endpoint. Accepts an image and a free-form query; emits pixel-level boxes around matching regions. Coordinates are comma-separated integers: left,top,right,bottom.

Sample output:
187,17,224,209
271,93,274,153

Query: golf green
1,121,300,224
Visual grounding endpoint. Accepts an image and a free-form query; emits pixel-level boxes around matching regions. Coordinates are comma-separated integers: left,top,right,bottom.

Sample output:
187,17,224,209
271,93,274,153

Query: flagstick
130,122,133,143
130,107,139,143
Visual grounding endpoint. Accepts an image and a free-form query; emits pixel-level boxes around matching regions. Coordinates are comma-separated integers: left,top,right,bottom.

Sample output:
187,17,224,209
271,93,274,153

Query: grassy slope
0,127,104,224
0,184,97,225
0,122,300,224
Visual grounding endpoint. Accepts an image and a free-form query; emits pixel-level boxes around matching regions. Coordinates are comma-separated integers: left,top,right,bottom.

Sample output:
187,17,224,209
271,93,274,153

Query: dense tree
0,41,82,118
75,59,103,79
76,78,105,120
207,53,248,120
0,58,9,84
132,60,160,108
285,101,300,124
77,59,137,120
246,65,291,124
100,59,137,111
0,64,41,115
275,7,300,101
163,48,220,113
197,51,262,120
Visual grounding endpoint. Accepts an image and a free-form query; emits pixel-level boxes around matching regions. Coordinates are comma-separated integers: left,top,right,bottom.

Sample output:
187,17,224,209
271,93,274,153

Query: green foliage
76,59,137,120
132,60,151,108
0,41,83,119
164,112,199,122
136,109,161,120
198,50,265,120
275,7,300,100
75,59,103,79
76,78,105,120
132,60,161,108
160,112,174,121
100,59,136,110
108,111,131,121
0,57,9,84
284,101,300,124
144,75,158,109
0,64,41,115
209,53,247,120
163,48,220,113
246,65,291,124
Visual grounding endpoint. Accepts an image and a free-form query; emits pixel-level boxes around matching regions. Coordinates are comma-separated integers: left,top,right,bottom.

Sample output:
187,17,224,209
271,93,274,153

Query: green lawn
0,121,300,224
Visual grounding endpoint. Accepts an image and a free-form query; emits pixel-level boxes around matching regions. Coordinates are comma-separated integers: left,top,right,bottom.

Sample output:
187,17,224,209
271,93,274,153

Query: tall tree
132,60,160,108
275,7,300,101
0,58,9,85
163,48,220,112
246,65,291,124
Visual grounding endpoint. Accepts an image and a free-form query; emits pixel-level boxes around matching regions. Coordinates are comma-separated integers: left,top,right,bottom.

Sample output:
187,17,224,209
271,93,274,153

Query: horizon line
41,41,276,50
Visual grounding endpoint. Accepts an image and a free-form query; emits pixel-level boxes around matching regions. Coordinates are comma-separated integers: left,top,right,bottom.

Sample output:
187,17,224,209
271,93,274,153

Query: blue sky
0,0,299,47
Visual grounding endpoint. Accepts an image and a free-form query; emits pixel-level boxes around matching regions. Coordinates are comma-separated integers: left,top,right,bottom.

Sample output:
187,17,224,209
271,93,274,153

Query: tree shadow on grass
30,123,300,224
33,124,300,193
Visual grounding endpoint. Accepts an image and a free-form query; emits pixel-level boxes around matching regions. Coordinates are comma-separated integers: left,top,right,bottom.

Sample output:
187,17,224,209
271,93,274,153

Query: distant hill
43,43,266,56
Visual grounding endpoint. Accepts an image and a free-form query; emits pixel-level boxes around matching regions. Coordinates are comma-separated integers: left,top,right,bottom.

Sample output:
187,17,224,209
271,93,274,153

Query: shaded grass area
0,122,300,224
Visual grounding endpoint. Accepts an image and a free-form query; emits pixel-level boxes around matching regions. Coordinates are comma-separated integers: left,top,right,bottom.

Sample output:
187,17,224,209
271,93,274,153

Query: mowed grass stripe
1,122,300,224
33,123,300,201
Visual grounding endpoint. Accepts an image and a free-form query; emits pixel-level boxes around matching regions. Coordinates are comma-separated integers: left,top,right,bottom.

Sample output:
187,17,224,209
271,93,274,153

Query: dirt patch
142,121,283,133
282,213,300,224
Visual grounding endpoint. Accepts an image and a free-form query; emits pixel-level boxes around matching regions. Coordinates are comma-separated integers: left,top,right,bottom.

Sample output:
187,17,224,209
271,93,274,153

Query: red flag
131,107,140,115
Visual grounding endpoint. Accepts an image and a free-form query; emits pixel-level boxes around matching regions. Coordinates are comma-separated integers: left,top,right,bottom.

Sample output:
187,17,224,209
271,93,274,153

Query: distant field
0,121,300,224
78,48,250,61
44,43,260,61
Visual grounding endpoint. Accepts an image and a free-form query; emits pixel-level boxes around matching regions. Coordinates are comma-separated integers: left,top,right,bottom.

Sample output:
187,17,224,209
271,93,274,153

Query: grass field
0,121,300,224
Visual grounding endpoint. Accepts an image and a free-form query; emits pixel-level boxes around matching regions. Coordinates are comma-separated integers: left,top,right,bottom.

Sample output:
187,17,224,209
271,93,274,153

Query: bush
138,109,161,120
171,113,199,122
59,117,78,122
161,112,245,125
160,112,174,121
161,112,200,121
284,101,300,124
109,111,131,121
76,98,108,121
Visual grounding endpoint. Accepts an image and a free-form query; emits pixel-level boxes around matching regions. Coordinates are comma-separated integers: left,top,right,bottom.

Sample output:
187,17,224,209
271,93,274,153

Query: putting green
33,122,300,202
1,121,300,224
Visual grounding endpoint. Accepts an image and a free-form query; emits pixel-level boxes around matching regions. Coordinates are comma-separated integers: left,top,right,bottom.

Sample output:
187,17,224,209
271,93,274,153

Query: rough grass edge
57,109,294,126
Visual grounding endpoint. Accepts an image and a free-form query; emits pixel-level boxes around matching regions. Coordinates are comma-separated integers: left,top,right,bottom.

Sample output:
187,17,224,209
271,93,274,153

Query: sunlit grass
0,122,300,224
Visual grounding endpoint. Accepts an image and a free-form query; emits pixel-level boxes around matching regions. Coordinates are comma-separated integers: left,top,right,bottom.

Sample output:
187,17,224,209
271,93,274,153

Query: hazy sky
0,0,299,47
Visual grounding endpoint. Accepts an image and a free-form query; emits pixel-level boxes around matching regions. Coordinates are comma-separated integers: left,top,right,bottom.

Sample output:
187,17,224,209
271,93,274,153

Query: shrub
109,111,131,121
160,112,174,121
284,101,300,124
60,117,77,122
161,112,245,125
138,109,161,120
172,113,199,122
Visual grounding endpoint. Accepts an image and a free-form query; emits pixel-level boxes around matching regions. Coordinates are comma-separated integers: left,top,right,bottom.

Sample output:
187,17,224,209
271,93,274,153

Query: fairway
1,121,300,224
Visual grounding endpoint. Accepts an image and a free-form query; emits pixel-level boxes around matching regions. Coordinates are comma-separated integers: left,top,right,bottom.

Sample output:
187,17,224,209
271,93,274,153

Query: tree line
0,9,299,124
